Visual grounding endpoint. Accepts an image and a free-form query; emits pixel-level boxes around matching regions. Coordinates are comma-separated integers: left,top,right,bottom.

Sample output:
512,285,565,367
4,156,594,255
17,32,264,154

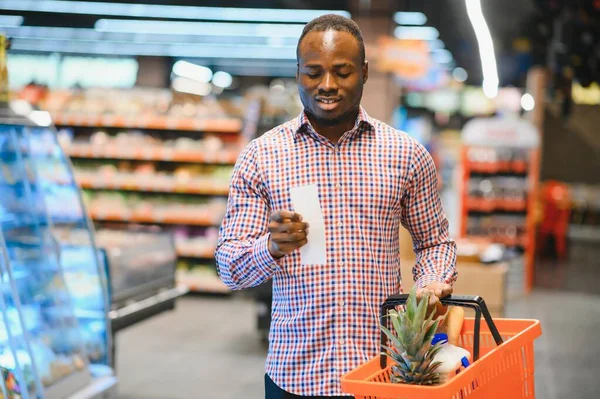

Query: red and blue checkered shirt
216,107,457,396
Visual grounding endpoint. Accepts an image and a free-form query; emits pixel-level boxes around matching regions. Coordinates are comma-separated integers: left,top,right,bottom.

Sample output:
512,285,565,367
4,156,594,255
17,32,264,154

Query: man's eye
337,73,350,78
307,73,321,79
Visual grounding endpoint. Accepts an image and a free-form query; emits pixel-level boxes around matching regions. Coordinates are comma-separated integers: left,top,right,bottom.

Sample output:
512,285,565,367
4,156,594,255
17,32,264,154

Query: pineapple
380,287,444,385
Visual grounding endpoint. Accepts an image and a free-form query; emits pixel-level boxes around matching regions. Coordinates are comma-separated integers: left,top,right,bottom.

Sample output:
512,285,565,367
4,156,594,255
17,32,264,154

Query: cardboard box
400,259,507,315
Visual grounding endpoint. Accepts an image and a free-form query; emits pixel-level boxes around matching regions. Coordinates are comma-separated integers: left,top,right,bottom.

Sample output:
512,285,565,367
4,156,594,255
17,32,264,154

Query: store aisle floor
116,292,600,399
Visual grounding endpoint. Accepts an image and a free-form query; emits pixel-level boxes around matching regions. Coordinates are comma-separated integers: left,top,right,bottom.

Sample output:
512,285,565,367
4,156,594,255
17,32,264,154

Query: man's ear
362,60,369,84
296,63,300,83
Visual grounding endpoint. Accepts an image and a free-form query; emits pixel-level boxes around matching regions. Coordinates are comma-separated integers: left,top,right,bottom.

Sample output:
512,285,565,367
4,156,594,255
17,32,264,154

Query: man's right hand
268,211,309,259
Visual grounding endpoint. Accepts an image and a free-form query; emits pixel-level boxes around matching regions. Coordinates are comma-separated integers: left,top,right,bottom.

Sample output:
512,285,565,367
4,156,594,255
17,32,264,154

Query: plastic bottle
432,333,471,383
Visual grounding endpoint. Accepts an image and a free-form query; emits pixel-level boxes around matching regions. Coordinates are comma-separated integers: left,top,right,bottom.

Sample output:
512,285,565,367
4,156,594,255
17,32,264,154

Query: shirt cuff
252,233,282,274
415,274,446,289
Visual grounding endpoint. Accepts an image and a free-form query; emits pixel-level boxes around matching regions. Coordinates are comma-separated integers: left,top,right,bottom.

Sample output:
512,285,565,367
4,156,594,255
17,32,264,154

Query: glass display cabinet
0,104,116,398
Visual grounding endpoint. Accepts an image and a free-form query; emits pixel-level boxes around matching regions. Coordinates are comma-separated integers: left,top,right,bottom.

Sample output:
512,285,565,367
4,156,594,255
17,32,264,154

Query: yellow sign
375,37,431,79
572,82,600,105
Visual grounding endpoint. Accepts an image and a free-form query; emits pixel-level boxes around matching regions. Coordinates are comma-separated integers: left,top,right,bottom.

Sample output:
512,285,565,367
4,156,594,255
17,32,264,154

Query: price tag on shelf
140,146,154,160
101,114,116,127
91,145,104,158
203,151,216,163
73,114,86,126
194,120,207,131
162,148,174,161
124,115,137,128
137,117,149,128
165,117,179,130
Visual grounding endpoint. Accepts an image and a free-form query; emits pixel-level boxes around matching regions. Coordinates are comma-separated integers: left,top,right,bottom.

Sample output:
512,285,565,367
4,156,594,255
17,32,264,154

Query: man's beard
305,105,360,127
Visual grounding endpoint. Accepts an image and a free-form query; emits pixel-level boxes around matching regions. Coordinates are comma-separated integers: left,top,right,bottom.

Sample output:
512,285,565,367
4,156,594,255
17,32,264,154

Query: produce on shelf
39,88,246,121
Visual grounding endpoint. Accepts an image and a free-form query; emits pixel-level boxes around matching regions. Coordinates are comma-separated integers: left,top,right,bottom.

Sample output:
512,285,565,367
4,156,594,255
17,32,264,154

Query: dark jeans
265,374,354,399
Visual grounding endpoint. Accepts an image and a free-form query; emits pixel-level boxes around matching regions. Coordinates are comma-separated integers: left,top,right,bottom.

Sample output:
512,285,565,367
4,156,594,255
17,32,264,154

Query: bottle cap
432,333,448,345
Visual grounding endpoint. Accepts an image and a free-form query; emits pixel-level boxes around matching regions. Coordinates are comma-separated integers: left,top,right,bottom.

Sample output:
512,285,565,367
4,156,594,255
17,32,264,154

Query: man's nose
318,73,338,93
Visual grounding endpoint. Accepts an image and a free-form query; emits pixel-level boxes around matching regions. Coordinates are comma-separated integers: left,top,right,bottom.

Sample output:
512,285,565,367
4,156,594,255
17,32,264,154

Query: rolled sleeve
216,141,280,290
401,140,458,288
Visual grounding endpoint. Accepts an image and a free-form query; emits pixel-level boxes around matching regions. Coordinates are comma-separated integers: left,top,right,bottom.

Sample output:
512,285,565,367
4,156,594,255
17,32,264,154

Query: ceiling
1,0,540,86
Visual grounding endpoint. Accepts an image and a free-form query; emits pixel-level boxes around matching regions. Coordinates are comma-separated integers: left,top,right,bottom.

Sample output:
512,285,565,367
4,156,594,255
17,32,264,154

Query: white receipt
289,184,327,265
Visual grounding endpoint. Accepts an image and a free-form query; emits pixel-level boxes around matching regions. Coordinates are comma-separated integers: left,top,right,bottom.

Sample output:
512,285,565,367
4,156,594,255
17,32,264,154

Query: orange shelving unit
459,116,540,294
49,96,254,295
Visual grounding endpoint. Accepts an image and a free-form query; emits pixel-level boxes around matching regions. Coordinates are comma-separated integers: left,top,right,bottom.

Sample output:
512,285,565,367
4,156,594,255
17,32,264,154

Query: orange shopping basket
341,295,542,399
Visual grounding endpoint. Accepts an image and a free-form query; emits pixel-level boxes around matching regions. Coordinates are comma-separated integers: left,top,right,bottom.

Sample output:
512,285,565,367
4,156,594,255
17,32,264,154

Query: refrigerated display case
93,228,182,334
0,103,117,398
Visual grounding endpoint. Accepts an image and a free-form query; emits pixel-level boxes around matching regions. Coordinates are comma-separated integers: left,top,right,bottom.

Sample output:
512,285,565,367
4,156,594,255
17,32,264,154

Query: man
216,14,457,399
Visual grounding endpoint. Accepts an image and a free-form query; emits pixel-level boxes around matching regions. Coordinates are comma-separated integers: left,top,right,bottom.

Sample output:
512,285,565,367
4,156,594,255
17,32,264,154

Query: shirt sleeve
215,140,281,290
400,140,457,288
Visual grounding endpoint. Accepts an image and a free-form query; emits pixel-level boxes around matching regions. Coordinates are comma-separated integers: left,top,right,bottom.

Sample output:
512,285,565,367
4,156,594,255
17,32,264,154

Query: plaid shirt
216,107,457,396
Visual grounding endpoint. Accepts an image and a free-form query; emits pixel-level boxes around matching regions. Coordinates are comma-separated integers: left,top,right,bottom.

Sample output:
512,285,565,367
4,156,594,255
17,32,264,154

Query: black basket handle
380,294,504,369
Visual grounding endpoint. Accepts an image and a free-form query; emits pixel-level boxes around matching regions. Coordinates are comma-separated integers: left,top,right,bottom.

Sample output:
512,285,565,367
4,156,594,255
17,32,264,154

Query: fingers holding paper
268,211,309,259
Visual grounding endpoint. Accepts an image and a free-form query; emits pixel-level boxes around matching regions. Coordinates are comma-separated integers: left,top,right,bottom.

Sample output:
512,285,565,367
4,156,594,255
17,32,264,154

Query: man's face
297,30,368,127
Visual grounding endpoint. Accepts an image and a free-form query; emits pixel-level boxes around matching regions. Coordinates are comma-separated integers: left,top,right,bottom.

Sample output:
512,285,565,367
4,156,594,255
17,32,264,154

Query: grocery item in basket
380,287,444,385
431,333,471,383
437,306,465,346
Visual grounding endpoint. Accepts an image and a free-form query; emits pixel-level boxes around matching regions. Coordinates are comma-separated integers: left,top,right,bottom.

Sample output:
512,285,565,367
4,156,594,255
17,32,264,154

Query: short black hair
296,14,366,63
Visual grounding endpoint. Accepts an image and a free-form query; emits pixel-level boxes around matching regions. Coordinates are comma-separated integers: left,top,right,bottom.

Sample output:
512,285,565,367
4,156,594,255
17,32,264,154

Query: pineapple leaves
379,287,445,386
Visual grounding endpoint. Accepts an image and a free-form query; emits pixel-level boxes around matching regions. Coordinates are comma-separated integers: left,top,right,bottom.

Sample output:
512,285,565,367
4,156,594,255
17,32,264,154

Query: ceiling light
394,26,439,40
521,93,535,111
394,12,427,26
466,0,498,98
428,39,445,50
452,67,468,82
172,61,212,83
212,71,233,88
0,0,350,23
9,37,297,59
95,19,305,38
432,49,453,64
0,15,23,27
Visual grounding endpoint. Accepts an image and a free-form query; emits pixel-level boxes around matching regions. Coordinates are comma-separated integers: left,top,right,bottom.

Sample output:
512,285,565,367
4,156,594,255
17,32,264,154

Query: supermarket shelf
53,113,242,133
77,176,230,196
467,161,528,175
89,211,220,227
466,197,528,213
66,144,238,165
177,270,230,294
176,248,215,259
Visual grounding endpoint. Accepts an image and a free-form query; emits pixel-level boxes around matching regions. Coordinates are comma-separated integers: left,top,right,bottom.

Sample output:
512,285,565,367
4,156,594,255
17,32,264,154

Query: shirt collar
291,106,375,140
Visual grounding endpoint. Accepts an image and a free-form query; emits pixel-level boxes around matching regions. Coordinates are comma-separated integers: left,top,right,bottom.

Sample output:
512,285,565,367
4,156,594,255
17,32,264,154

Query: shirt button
338,221,343,227
339,261,344,267
339,339,345,345
338,300,346,307
336,183,342,189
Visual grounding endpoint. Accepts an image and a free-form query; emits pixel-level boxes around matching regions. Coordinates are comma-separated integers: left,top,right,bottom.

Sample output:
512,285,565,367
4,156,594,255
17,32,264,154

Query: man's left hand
416,282,453,316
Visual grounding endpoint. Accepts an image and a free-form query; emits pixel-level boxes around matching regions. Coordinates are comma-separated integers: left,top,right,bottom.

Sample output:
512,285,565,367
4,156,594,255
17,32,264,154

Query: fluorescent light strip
432,49,453,64
95,19,305,38
0,0,350,22
9,37,297,59
465,0,498,98
394,26,439,40
1,26,297,47
428,39,445,51
172,61,213,83
0,15,23,27
394,12,427,25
